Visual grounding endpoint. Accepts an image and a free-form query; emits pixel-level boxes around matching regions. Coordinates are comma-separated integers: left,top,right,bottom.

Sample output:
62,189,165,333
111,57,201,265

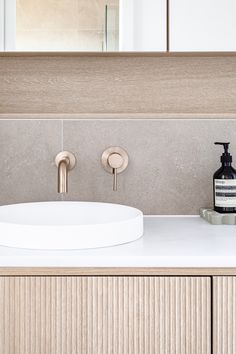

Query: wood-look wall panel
1,55,236,116
0,276,211,354
213,276,236,354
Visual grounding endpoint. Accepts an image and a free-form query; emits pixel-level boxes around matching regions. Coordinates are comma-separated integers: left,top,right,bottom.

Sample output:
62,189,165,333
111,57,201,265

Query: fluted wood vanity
1,268,236,354
1,217,236,354
0,273,210,354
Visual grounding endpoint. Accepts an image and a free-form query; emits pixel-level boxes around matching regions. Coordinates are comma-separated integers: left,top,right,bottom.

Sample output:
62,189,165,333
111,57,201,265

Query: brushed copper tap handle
108,153,123,191
113,168,117,191
101,147,129,192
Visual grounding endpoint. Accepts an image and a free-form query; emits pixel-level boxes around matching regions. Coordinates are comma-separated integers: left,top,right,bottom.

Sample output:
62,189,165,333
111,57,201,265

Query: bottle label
215,179,236,207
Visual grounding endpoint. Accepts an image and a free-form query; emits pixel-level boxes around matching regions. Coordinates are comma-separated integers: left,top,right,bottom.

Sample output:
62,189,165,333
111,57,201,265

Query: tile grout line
61,120,64,201
61,119,64,151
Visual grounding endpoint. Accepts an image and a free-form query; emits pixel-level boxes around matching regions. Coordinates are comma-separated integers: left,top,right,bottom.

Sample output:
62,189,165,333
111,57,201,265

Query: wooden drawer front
0,276,211,354
213,276,236,354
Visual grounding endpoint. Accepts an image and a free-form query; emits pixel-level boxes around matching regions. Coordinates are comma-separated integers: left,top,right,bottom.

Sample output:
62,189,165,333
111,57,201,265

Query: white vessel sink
0,202,143,250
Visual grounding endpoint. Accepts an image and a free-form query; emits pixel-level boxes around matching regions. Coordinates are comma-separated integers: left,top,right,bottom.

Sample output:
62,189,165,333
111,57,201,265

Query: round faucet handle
101,147,129,192
108,153,124,169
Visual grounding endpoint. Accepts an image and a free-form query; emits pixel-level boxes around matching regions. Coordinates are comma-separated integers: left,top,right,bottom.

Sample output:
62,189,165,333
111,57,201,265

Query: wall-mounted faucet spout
55,151,76,194
58,158,69,193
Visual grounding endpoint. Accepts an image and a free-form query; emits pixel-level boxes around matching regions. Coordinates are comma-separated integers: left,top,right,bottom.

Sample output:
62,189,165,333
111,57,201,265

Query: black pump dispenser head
215,142,232,163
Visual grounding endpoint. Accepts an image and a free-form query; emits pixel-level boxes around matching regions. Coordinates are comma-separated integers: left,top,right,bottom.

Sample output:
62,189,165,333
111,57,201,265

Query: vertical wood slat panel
213,277,236,354
0,276,211,354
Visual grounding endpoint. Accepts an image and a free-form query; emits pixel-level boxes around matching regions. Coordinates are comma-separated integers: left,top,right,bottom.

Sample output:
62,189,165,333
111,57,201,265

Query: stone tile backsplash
0,119,235,214
0,120,61,205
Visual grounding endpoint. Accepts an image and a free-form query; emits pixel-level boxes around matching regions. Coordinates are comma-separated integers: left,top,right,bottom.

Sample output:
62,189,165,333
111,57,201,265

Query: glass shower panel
105,4,119,51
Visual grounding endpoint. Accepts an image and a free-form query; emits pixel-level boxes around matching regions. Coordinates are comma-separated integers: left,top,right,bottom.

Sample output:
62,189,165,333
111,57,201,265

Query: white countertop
0,216,236,267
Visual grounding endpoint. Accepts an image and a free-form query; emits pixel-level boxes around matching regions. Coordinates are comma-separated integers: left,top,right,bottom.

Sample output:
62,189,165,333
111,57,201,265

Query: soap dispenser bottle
214,142,236,213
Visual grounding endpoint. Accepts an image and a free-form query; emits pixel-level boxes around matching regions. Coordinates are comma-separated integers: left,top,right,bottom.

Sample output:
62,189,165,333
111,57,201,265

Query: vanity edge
1,267,236,276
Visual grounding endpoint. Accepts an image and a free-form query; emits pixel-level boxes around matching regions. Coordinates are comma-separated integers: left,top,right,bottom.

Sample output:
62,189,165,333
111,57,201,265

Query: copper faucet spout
58,159,69,194
55,151,76,194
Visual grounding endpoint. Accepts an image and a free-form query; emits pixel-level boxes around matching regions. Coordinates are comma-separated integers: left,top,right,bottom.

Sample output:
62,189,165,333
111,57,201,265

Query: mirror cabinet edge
1,52,236,57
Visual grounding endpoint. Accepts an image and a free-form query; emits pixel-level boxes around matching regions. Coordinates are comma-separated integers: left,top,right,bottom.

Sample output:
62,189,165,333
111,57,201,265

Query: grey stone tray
200,208,236,225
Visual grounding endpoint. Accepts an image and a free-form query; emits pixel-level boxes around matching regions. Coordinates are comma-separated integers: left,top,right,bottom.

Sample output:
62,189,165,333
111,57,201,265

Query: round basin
0,202,143,250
